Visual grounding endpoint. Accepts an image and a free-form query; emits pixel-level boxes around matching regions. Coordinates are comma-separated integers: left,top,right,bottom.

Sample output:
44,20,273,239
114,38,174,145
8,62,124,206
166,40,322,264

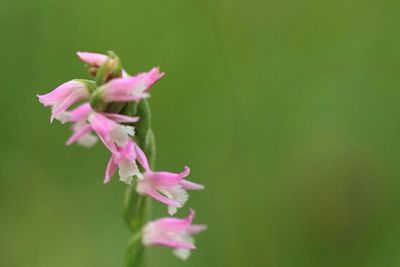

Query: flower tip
103,175,113,184
76,51,107,66
197,184,205,190
37,94,46,105
168,206,178,216
76,51,89,57
189,208,196,218
76,51,87,60
182,166,191,176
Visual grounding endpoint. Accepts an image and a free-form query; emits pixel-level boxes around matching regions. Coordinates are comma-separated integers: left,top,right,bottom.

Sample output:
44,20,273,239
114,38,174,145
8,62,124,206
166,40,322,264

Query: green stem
121,100,155,267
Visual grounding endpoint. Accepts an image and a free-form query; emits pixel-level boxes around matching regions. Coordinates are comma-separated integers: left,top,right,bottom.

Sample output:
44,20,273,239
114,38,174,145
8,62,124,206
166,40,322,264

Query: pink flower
104,139,140,184
77,51,129,77
88,112,138,152
135,143,204,215
143,209,206,260
96,67,164,103
37,80,95,122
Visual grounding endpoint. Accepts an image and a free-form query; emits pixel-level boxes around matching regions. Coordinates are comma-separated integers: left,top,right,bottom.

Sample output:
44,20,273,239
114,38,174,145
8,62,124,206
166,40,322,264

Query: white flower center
110,125,135,147
119,160,140,184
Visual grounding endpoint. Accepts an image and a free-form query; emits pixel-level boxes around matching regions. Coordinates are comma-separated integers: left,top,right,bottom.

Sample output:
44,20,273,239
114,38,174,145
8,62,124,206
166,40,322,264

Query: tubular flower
143,209,207,260
104,139,141,184
37,79,95,122
135,143,204,215
95,67,164,104
88,112,137,152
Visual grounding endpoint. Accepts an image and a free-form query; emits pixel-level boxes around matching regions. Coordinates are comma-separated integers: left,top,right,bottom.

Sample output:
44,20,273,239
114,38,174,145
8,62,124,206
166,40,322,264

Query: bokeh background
1,0,400,266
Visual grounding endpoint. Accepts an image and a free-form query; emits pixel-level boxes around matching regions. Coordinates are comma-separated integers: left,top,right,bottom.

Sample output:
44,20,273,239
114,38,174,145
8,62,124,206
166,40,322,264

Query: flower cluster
37,51,206,260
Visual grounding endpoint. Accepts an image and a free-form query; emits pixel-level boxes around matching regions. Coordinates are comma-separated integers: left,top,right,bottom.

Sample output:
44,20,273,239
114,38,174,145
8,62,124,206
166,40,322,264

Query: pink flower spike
134,144,204,215
98,67,164,103
88,113,135,150
77,52,108,67
143,209,206,260
37,80,94,123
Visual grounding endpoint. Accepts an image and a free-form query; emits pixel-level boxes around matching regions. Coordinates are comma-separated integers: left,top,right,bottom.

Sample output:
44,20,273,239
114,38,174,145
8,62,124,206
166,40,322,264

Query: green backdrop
1,0,400,266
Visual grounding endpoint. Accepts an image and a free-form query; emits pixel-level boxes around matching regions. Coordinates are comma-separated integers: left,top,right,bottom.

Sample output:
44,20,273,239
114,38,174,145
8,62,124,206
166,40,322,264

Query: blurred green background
1,0,400,266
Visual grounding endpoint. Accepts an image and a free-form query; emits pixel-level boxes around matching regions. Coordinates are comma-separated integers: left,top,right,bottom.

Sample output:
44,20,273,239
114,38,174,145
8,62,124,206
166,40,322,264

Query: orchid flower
62,103,140,148
135,143,204,215
143,209,206,260
37,79,95,122
104,139,141,184
94,67,164,104
88,112,138,152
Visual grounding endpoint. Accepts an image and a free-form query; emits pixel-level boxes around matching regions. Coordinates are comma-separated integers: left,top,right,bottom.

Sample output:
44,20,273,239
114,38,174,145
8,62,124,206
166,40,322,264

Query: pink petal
140,184,181,207
180,180,204,190
114,139,136,163
50,88,89,122
37,80,81,104
154,209,195,232
103,113,140,123
104,75,141,92
98,134,118,154
104,155,118,183
69,103,92,122
143,67,165,91
77,51,108,67
147,166,190,187
134,143,150,171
